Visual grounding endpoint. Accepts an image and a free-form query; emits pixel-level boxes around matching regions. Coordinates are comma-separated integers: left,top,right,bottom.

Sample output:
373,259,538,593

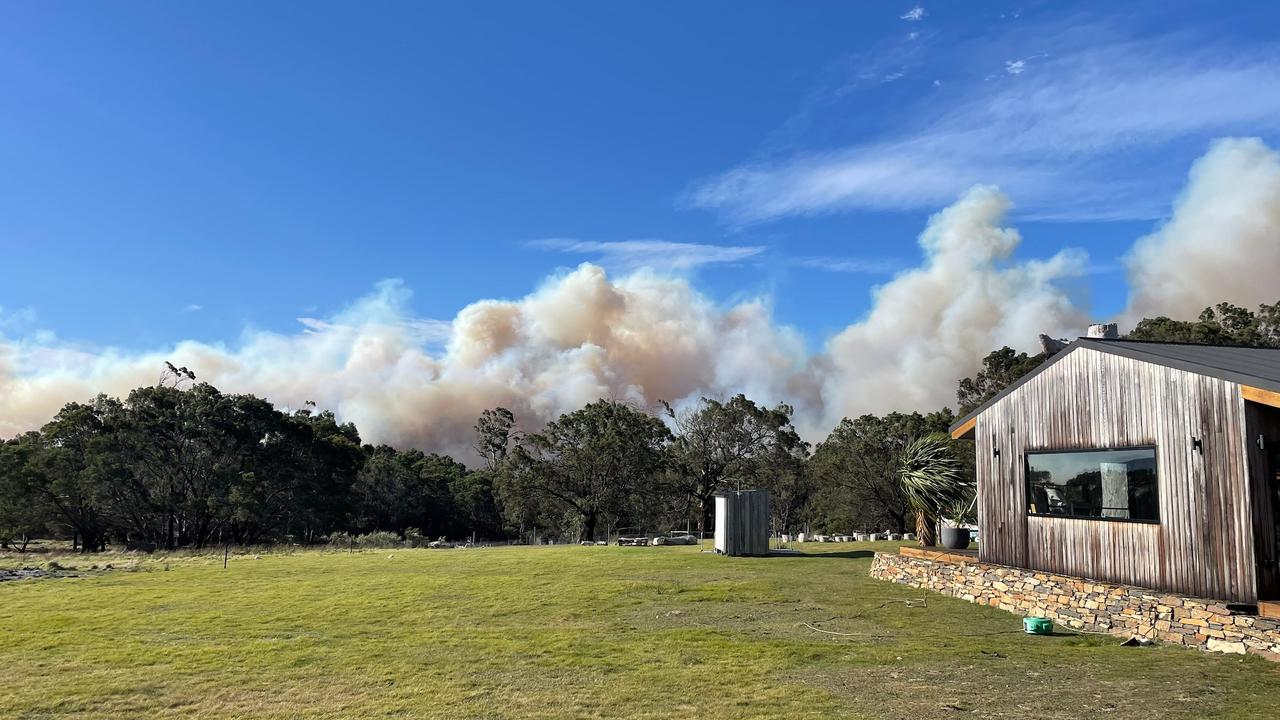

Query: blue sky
2,0,1279,354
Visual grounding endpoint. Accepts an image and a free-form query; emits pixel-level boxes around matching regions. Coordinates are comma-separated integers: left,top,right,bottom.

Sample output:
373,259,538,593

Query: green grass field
3,542,1279,719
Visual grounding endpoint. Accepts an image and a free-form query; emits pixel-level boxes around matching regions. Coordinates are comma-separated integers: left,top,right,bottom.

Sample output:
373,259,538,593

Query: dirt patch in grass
0,566,85,583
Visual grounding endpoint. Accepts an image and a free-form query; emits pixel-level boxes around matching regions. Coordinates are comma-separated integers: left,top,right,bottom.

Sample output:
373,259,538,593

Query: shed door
1247,403,1280,599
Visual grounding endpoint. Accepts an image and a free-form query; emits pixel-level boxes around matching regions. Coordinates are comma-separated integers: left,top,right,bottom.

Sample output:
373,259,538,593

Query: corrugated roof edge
946,338,1280,437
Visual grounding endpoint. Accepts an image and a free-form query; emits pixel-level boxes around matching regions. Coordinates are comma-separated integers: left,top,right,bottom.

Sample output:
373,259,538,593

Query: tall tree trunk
915,509,936,547
699,493,714,536
886,506,908,534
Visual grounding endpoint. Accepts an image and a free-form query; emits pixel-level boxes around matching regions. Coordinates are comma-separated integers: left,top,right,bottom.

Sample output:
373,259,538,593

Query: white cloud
690,27,1280,223
1004,59,1026,75
901,6,926,21
181,304,204,313
530,238,764,273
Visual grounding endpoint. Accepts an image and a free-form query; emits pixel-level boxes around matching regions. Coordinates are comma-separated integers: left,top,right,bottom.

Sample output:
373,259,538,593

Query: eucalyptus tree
0,433,51,551
663,395,805,533
353,445,467,537
474,407,516,470
507,399,670,541
30,396,124,551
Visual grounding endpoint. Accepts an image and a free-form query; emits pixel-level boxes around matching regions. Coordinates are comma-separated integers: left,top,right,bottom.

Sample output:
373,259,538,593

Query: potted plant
940,489,976,550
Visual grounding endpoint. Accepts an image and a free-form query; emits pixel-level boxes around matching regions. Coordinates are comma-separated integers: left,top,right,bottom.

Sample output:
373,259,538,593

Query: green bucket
1023,616,1053,635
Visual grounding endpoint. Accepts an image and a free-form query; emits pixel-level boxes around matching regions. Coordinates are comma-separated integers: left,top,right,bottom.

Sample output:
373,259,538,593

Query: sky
3,1,1280,457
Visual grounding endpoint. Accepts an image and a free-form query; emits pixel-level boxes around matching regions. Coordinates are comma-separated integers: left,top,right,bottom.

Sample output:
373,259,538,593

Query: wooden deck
898,546,979,564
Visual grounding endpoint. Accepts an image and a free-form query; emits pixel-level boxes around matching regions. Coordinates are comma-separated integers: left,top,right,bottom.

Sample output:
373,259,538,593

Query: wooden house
950,339,1280,605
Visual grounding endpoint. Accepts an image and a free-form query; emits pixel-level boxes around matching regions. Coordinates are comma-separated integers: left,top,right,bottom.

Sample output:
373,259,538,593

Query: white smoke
2,139,1275,457
815,185,1088,430
1124,137,1280,323
0,270,807,459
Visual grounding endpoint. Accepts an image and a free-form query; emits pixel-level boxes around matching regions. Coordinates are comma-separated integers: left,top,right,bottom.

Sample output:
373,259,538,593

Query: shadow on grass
777,550,875,560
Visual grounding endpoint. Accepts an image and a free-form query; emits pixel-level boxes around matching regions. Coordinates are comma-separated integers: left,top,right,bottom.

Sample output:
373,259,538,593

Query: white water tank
1087,323,1119,339
713,490,770,556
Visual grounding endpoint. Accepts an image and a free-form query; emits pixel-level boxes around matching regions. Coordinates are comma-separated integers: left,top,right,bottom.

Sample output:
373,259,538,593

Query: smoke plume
1123,137,1280,323
1,139,1275,458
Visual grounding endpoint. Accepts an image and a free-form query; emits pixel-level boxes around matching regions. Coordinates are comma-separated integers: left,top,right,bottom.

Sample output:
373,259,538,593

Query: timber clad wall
977,347,1258,603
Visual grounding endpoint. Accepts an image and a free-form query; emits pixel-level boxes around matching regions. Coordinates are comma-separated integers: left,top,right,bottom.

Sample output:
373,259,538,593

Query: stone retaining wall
870,550,1280,659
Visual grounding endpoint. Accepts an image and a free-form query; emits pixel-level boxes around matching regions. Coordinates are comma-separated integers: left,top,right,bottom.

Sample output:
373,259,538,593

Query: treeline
2,301,1276,552
0,370,928,552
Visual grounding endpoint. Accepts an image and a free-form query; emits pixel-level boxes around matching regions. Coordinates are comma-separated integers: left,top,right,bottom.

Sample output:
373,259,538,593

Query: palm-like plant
897,433,969,547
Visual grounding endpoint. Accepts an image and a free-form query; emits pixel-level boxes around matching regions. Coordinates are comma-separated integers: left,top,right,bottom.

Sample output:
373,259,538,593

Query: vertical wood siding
976,347,1257,602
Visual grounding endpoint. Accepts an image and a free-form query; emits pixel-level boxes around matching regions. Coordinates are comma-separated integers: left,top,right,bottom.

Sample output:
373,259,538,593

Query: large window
1025,447,1159,523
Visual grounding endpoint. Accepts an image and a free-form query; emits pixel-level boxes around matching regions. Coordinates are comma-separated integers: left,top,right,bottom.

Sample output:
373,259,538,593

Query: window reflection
1026,448,1158,522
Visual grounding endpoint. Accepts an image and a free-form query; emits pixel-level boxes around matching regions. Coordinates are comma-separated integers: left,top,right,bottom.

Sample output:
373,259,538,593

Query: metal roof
948,338,1280,436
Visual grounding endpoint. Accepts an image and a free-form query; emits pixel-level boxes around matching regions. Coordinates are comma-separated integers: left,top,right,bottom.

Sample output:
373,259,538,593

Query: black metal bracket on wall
1191,436,1203,455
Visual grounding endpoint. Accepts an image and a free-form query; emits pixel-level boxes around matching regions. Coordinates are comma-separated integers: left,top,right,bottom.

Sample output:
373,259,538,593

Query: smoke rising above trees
2,139,1280,461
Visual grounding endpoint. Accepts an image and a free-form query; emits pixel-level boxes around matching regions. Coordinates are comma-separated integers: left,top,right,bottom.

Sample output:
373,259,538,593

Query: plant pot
941,526,971,550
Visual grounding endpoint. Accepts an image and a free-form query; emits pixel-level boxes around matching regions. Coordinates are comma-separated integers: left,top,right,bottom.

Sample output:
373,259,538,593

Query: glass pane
1026,448,1158,522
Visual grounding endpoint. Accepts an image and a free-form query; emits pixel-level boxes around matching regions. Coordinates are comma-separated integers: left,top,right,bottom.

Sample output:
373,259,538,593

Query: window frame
1023,445,1161,525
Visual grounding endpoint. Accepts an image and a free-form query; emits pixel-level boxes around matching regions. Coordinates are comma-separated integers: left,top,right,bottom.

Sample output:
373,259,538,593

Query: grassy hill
3,542,1278,719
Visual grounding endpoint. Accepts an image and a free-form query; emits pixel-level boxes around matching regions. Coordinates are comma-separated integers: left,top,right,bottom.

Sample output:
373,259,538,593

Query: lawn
3,542,1279,719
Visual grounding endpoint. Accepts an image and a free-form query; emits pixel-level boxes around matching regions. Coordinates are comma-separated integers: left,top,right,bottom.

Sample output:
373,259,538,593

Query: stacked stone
869,551,1280,659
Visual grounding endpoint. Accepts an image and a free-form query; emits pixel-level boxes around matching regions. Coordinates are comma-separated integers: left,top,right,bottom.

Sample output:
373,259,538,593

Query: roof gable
949,339,1280,437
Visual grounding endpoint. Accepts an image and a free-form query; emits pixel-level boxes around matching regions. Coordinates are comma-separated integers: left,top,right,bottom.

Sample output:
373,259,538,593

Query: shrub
356,531,403,549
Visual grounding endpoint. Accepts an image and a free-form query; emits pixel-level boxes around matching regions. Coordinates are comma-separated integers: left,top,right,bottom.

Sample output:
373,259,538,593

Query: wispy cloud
901,6,925,21
0,305,37,333
790,256,904,274
180,303,204,313
530,238,765,273
294,279,453,346
297,316,453,345
689,22,1280,223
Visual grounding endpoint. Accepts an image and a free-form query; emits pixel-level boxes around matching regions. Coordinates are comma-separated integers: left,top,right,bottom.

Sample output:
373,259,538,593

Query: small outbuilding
950,338,1280,605
713,490,770,556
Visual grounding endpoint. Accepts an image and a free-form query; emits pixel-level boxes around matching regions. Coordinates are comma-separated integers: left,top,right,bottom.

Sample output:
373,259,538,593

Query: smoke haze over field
3,139,1279,460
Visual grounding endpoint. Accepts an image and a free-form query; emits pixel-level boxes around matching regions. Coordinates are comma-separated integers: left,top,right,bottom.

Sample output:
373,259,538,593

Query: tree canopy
3,299,1274,551
505,400,671,541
